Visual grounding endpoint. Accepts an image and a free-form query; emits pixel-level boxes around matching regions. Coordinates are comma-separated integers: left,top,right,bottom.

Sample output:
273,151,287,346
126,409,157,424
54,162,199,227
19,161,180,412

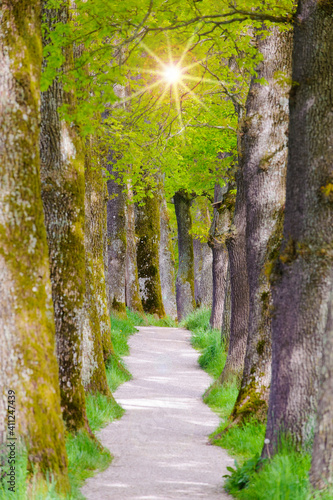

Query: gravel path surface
82,326,234,499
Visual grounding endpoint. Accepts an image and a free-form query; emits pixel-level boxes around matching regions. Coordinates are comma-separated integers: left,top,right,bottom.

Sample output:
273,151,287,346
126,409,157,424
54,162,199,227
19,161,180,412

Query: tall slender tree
174,190,196,321
106,159,127,313
125,182,144,313
209,183,233,330
136,192,165,317
220,163,249,385
159,195,177,319
0,0,68,488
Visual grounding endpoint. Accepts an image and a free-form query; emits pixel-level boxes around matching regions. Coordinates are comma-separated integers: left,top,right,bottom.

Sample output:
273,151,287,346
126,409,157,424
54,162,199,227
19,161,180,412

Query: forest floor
82,326,233,499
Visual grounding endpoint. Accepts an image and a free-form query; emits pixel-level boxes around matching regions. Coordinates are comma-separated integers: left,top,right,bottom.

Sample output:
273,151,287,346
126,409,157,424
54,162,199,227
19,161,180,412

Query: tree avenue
0,0,332,496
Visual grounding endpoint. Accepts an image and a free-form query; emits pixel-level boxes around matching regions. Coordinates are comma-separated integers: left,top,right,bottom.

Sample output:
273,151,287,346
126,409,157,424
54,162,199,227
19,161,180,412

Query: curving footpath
82,326,234,500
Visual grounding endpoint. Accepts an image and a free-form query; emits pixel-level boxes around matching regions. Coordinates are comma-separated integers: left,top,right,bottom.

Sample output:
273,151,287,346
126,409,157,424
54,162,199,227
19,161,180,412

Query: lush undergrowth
184,308,333,500
0,311,135,500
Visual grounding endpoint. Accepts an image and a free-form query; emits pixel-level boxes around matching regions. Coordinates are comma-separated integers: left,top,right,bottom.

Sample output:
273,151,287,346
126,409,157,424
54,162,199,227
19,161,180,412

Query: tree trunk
222,266,231,345
40,2,89,434
106,157,127,313
159,196,177,319
174,191,196,321
81,140,113,396
136,194,165,317
193,200,213,309
310,284,333,489
230,27,292,425
0,1,68,487
209,184,231,330
264,0,333,454
220,164,249,385
193,238,213,308
125,182,144,313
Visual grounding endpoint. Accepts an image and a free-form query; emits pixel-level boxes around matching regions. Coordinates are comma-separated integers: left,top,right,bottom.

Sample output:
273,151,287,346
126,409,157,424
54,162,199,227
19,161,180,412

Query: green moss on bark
136,194,165,317
40,3,89,435
229,381,268,427
0,0,69,491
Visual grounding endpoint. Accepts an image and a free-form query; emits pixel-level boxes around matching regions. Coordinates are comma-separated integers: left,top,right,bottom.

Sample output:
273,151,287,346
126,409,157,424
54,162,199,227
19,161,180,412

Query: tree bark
106,156,127,313
209,184,231,330
125,182,144,313
230,27,292,425
40,1,89,434
159,196,177,319
310,284,333,489
174,191,196,321
136,194,165,317
220,164,249,385
193,238,213,308
221,266,231,345
0,1,68,487
264,0,333,454
81,140,113,396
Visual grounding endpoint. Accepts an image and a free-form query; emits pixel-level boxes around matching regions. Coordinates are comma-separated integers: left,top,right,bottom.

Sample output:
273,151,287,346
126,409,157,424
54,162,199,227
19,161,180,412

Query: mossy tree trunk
125,182,144,313
81,139,113,397
220,164,249,385
174,191,196,321
40,1,89,433
159,195,177,319
0,0,68,489
209,183,232,330
106,156,127,313
230,27,292,426
264,0,333,456
135,193,165,317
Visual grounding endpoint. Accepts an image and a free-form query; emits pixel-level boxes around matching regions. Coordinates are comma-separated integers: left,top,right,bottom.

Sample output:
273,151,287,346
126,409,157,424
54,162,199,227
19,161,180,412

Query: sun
117,35,217,135
163,65,181,84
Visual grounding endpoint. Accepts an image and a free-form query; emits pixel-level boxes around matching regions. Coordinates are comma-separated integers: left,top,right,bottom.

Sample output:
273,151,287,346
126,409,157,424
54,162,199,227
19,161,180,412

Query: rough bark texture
231,27,292,425
125,183,144,313
106,157,127,313
40,2,89,433
0,0,68,487
136,194,165,317
193,238,213,308
81,140,112,396
159,196,177,319
221,266,231,344
264,0,333,454
310,284,333,489
220,164,249,385
174,191,196,322
209,184,231,330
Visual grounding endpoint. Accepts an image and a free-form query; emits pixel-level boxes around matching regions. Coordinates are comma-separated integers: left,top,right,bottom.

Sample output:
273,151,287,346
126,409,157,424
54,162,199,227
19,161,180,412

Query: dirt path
82,326,233,499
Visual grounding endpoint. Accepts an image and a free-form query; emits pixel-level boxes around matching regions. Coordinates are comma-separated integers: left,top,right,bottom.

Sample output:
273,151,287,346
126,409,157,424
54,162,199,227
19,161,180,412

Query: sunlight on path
82,327,233,499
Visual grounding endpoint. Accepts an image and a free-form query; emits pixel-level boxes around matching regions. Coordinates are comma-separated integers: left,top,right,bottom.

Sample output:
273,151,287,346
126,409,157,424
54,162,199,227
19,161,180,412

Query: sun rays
114,32,221,136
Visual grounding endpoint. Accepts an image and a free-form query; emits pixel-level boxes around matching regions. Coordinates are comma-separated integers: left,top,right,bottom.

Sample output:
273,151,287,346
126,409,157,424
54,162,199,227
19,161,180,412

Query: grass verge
183,308,333,500
0,311,135,500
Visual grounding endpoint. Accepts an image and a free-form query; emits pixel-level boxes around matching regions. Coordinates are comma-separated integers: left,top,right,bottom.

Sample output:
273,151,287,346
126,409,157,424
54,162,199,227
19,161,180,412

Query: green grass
0,311,136,500
184,308,333,500
211,418,266,462
181,308,226,378
224,440,333,500
126,308,178,328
